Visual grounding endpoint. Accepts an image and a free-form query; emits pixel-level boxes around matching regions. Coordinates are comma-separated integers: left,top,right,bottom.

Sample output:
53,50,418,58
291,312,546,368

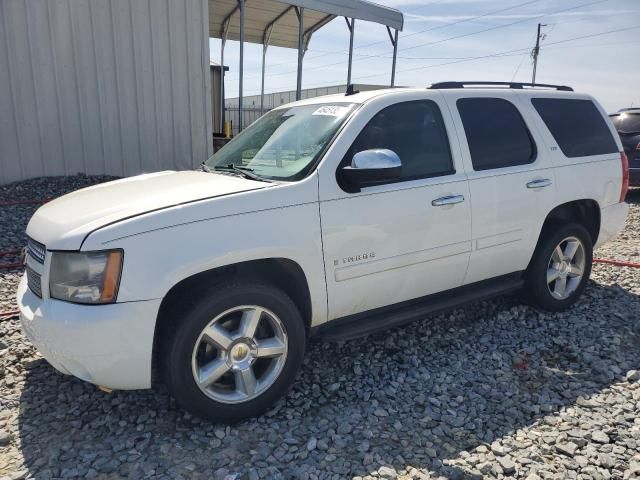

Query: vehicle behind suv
18,81,629,422
610,108,640,186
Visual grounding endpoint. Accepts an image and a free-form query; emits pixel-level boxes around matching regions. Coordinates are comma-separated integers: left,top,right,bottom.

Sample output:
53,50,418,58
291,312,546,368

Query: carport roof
209,0,404,49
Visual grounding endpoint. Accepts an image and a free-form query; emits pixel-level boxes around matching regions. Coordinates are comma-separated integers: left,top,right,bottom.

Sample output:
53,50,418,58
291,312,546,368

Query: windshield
610,112,640,134
206,103,357,181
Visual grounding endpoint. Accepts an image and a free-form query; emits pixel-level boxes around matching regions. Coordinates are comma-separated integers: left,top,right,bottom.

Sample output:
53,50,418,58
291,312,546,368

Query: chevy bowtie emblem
21,247,27,265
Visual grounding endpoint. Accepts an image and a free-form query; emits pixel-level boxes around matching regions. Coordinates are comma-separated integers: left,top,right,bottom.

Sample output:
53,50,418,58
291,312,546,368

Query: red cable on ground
593,257,640,268
0,309,20,318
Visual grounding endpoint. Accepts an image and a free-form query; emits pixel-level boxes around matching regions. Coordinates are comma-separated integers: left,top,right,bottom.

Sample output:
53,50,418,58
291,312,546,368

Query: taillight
636,142,640,150
620,151,629,202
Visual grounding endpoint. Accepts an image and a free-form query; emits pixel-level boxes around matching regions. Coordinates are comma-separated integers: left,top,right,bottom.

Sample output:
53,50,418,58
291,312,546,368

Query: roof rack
428,81,573,92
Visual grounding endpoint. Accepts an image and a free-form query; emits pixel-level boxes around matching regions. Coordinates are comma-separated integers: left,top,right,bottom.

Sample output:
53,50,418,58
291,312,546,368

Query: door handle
432,195,464,207
526,178,552,189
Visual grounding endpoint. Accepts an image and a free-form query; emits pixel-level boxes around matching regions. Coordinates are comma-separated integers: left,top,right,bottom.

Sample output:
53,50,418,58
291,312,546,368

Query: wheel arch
151,257,312,384
529,199,600,267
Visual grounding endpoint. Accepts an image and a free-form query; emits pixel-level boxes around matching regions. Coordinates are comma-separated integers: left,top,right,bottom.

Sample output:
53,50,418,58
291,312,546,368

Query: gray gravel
1,178,639,480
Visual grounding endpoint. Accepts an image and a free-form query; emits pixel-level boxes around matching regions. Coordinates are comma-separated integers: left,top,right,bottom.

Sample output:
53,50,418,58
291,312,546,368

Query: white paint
18,86,629,390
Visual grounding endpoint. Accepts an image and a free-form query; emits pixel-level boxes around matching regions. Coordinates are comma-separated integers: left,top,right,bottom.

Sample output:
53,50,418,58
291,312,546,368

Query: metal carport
209,0,404,131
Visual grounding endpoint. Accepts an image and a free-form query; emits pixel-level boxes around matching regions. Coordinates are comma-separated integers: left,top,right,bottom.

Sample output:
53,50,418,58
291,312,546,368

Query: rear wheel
525,223,593,311
162,282,306,422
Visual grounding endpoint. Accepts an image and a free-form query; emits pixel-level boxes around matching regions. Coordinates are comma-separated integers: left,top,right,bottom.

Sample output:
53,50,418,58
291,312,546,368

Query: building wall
0,0,212,184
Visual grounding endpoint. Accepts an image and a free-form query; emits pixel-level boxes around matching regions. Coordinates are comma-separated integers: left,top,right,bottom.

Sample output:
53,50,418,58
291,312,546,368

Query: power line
235,0,612,83
224,0,546,76
369,0,609,55
242,24,636,95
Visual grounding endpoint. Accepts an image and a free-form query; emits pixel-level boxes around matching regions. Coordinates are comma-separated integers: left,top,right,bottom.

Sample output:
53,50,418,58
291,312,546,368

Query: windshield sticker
312,105,351,118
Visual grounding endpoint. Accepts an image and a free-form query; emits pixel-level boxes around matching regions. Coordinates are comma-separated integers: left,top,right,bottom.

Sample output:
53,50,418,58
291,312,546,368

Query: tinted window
610,112,640,134
532,98,618,158
457,98,536,170
347,100,454,181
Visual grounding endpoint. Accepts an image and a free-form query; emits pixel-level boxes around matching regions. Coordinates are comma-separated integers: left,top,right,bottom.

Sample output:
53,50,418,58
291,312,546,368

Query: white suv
18,82,630,421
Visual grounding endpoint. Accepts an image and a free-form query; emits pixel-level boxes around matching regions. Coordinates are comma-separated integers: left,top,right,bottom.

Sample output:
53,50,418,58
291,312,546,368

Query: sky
210,0,639,112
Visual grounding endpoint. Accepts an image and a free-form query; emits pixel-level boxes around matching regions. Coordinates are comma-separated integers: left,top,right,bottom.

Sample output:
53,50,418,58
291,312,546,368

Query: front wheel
525,223,593,311
161,282,306,422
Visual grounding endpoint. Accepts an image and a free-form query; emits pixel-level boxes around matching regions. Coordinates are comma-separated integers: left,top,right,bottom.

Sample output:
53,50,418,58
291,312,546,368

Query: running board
311,272,524,342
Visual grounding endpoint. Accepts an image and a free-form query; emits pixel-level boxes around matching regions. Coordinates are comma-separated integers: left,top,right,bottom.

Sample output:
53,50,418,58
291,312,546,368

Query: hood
26,170,267,250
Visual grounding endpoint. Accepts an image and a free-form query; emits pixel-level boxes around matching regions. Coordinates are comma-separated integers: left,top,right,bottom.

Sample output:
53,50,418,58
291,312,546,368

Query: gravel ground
1,177,639,480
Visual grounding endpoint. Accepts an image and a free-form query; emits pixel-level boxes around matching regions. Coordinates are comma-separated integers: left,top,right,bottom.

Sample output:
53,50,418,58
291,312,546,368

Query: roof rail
428,81,573,92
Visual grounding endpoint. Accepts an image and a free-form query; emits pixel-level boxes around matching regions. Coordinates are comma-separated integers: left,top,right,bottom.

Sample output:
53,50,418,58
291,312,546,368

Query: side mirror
341,149,402,189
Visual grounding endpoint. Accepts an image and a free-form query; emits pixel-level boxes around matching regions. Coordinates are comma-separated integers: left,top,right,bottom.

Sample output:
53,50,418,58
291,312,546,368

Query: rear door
445,91,558,284
530,96,625,207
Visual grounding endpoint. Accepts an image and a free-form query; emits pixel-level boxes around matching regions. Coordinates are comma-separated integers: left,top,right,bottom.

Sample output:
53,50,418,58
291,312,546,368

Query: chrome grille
27,237,46,264
26,266,42,298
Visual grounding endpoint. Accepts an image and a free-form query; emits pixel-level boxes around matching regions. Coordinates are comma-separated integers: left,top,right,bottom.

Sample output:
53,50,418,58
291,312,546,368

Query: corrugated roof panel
209,0,402,49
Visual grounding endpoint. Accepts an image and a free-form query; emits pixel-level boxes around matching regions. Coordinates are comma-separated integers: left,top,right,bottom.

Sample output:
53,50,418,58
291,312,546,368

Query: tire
525,223,593,312
161,281,306,422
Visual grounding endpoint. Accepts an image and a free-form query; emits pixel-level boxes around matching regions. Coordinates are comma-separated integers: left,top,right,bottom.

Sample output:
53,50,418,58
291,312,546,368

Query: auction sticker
312,105,351,117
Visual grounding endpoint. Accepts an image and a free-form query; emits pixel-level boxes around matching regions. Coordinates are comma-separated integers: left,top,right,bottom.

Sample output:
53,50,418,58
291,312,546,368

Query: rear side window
532,98,618,158
347,100,454,181
457,98,536,171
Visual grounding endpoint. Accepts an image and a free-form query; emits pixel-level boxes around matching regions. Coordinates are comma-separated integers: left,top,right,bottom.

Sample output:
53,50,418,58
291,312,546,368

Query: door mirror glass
341,149,402,189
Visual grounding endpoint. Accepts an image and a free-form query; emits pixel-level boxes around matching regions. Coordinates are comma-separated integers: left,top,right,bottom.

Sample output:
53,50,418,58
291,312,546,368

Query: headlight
49,250,123,304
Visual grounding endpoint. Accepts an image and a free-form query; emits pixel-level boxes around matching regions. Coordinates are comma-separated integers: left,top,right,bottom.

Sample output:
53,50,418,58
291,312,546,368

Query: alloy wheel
191,305,288,404
546,236,586,300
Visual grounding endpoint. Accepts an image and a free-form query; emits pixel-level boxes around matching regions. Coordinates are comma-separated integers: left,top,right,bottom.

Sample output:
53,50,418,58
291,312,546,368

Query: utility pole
531,23,547,85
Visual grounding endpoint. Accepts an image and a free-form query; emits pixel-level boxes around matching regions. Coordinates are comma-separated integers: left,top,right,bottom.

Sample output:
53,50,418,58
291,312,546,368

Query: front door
318,95,472,320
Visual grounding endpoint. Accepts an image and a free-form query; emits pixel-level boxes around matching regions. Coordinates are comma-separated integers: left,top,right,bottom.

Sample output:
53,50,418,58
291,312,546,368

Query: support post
219,16,232,135
260,6,293,115
261,26,272,115
238,0,245,132
345,17,355,87
387,27,399,87
260,43,268,114
220,36,226,133
295,6,304,100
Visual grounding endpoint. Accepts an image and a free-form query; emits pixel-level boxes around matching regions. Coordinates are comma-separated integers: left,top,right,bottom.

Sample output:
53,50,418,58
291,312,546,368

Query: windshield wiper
212,164,272,183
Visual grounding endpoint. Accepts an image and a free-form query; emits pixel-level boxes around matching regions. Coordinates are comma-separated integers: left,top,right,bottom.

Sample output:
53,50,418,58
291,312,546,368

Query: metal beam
238,0,245,131
387,26,398,87
345,17,355,86
264,5,295,34
303,13,333,51
220,19,231,132
260,6,294,115
295,6,304,100
260,30,272,114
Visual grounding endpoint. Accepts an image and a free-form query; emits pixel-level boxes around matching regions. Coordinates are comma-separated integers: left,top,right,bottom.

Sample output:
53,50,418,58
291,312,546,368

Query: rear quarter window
531,98,618,158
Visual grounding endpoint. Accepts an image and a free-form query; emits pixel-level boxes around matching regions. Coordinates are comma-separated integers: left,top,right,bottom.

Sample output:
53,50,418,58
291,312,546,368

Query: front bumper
594,202,629,249
17,275,161,390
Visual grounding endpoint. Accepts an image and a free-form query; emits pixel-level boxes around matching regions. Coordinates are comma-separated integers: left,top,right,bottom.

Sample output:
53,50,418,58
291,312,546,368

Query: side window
457,97,536,171
345,100,454,182
531,98,618,158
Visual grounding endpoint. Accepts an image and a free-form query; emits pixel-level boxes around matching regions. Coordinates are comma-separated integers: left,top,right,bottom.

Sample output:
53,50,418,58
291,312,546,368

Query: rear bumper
629,167,640,187
18,275,161,390
595,202,629,249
